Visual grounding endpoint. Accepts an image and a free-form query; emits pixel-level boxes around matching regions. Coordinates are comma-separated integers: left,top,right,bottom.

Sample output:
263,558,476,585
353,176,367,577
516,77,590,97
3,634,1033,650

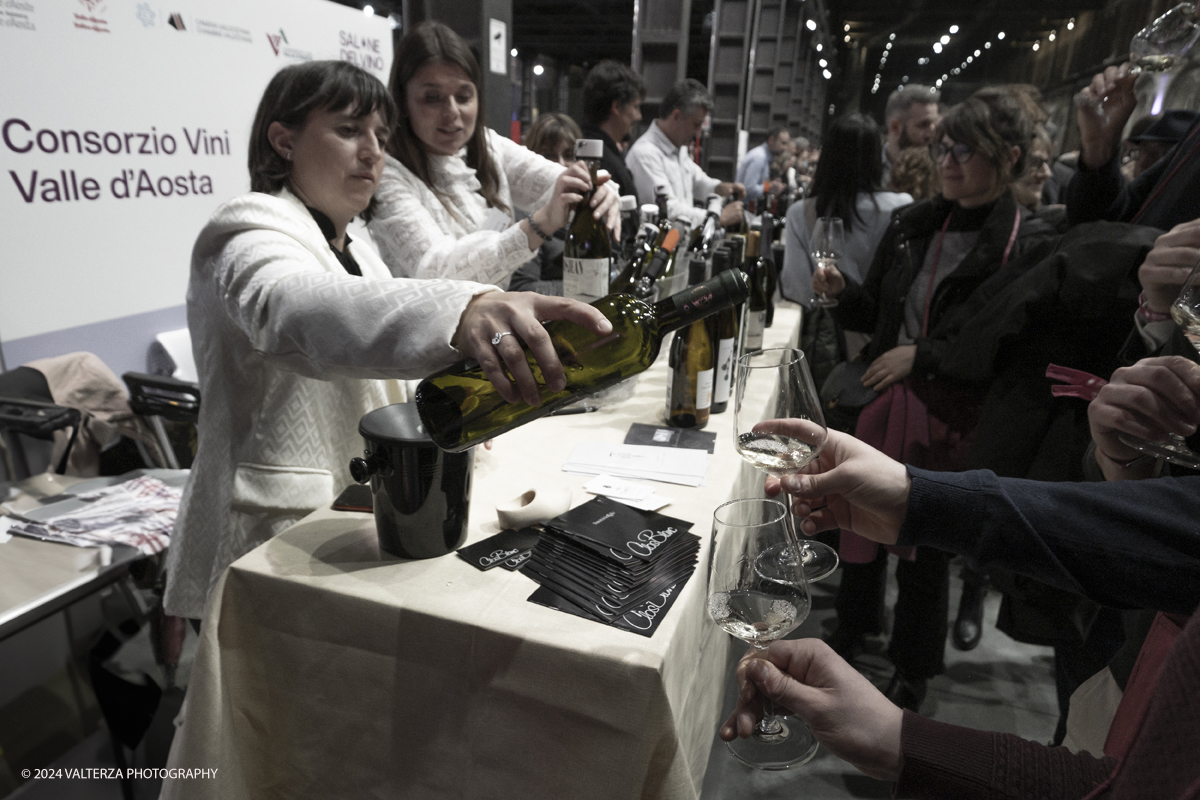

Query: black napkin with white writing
523,496,699,637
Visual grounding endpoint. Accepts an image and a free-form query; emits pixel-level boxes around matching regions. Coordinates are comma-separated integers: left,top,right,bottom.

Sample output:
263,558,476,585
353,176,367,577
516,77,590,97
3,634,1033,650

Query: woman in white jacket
369,21,620,288
164,61,609,620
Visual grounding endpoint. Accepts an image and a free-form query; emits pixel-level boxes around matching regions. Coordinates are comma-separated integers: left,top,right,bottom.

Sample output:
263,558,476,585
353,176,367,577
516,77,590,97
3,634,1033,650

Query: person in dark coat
812,89,1059,711
580,60,643,199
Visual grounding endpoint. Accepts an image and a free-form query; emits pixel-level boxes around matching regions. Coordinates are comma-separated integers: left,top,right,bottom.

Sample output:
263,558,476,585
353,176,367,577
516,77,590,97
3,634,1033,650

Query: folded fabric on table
6,475,181,555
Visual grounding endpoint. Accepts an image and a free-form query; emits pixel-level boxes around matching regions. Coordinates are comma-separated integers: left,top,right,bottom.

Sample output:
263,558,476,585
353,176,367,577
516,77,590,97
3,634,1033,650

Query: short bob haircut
388,21,507,213
938,89,1033,186
582,61,645,128
808,113,884,232
524,112,582,161
248,60,397,219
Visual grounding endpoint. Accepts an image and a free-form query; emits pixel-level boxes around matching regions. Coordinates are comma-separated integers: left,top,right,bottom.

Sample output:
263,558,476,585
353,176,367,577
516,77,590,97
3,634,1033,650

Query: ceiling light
903,74,909,81
533,64,544,75
363,3,374,14
1032,41,1039,51
1067,18,1075,30
942,73,948,80
823,69,832,79
949,25,959,34
966,55,973,63
816,43,823,51
510,48,518,57
940,34,950,44
844,23,850,31
974,49,980,56
819,58,827,67
984,41,992,49
933,42,943,53
918,57,929,64
387,12,401,29
889,33,896,40
936,79,943,86
844,34,851,42
885,42,892,49
997,31,1005,39
807,19,817,31
1049,31,1056,41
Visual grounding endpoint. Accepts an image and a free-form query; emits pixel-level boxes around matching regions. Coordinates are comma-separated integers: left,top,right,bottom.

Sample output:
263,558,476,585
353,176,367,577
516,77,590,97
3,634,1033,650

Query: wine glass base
725,717,820,770
1118,433,1200,470
756,541,839,584
813,298,838,308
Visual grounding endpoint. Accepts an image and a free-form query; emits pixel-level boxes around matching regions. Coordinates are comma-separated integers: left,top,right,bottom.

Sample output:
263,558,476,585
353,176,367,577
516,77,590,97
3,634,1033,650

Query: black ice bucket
349,403,474,559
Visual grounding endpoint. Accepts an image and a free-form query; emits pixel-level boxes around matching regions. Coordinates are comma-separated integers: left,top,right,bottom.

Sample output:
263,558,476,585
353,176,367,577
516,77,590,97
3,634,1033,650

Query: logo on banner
1,1,36,32
74,0,109,32
266,27,312,61
135,3,154,27
168,12,184,30
266,28,287,55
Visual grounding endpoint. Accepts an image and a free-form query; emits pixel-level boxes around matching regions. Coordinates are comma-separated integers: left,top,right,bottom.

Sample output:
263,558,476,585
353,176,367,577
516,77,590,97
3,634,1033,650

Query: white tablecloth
163,305,803,800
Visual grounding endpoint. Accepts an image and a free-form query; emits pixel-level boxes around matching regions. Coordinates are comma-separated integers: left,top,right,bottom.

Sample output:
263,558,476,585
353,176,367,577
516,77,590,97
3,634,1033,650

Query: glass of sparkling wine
810,216,843,308
708,497,817,769
1120,260,1200,468
734,348,838,581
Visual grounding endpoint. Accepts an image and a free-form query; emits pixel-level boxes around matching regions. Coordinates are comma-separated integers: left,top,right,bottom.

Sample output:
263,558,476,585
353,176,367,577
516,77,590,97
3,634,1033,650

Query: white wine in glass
708,498,817,770
810,216,844,308
735,348,838,581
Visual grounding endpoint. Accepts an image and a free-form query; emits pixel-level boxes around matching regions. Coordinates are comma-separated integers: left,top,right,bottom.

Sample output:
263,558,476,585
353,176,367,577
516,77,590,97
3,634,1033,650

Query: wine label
563,257,610,304
696,367,713,411
713,337,735,404
744,311,765,351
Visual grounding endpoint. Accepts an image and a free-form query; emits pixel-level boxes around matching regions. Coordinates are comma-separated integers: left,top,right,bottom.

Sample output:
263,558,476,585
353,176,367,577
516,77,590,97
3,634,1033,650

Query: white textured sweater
164,189,492,619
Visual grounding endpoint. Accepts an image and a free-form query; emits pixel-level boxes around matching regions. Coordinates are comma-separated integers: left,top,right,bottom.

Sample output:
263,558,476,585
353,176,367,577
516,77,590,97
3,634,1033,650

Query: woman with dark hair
164,60,609,620
812,92,1059,711
370,21,619,287
781,113,911,306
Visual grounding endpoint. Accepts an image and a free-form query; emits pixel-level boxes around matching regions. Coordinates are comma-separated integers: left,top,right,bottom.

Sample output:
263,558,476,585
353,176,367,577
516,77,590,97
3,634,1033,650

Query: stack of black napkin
523,496,700,637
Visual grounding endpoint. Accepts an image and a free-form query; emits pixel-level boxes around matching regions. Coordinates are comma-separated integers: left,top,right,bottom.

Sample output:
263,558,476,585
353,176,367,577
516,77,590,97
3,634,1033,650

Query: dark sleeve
896,468,1200,614
896,711,1115,799
831,220,895,334
911,336,946,379
1065,148,1174,226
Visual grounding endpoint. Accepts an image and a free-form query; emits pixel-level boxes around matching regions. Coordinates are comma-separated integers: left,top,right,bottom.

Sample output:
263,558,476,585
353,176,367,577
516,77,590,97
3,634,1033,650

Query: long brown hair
387,21,506,213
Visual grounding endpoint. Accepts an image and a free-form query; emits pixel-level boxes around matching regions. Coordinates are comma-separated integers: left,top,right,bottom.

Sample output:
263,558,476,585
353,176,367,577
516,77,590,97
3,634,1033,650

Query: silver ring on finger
491,331,514,346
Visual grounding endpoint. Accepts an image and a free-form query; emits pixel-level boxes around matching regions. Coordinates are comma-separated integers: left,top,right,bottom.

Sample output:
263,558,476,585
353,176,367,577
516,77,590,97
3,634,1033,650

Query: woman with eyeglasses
811,89,1059,713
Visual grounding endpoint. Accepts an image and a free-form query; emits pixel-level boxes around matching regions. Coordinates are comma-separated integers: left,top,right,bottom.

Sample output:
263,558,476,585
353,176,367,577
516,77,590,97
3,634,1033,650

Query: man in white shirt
882,85,941,185
626,79,744,228
736,125,791,203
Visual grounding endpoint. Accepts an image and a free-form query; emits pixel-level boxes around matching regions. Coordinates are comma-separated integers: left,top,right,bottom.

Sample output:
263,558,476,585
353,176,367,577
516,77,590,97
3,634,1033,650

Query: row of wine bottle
414,139,781,451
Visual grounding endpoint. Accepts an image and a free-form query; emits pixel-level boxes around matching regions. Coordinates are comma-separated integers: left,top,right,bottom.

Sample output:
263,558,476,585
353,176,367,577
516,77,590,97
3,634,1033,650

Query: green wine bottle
415,270,749,452
709,248,739,414
741,230,767,354
632,226,681,299
562,139,612,304
666,256,716,428
759,213,779,329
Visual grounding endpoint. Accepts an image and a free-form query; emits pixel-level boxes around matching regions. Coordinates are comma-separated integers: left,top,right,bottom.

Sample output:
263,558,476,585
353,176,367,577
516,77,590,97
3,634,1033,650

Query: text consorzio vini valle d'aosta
3,118,230,204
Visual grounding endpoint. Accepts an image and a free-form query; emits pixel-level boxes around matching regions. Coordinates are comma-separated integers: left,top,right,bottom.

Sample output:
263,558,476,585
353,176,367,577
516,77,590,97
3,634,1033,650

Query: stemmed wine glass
708,497,818,769
1118,260,1200,468
734,347,838,581
1075,3,1200,121
810,217,843,308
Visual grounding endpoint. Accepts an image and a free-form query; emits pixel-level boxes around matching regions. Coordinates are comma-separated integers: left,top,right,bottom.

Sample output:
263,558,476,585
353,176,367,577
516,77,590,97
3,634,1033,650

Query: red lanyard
920,207,1021,336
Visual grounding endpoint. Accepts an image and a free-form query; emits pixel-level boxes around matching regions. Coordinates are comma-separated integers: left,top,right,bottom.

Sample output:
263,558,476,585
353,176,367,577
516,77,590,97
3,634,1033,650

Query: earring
284,151,292,161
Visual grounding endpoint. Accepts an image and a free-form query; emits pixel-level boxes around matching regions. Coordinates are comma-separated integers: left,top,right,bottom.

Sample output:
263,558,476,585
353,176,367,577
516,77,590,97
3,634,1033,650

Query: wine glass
810,217,843,308
1075,3,1200,121
734,347,838,581
708,497,818,769
1118,260,1200,468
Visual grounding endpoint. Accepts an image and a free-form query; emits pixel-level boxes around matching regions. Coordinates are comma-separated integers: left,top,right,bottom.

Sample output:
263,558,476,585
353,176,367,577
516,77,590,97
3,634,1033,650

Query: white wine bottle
740,230,767,354
562,139,612,304
416,270,749,451
709,248,739,414
666,256,716,428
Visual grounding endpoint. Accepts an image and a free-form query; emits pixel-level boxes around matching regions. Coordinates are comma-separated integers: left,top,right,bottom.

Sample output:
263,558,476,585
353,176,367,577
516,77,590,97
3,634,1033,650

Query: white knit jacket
368,128,565,287
164,189,492,619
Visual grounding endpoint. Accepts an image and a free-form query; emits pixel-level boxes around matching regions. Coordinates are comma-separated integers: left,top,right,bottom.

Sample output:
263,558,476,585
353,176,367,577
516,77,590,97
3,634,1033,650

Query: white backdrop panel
0,0,393,343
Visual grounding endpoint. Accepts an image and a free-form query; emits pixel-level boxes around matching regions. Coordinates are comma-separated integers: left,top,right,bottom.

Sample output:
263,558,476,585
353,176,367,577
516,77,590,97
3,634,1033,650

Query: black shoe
953,580,986,651
884,672,927,712
825,627,866,661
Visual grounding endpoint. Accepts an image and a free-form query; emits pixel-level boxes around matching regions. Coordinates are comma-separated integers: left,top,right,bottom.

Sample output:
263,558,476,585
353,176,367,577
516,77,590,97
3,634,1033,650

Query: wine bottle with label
758,213,779,328
666,256,716,428
562,139,612,304
710,248,739,414
415,270,749,451
740,230,767,354
724,234,747,321
633,226,681,299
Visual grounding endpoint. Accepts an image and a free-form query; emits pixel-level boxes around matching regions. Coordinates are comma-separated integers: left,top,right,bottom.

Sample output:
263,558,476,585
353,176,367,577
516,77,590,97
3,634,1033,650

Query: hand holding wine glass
708,498,818,769
810,216,844,308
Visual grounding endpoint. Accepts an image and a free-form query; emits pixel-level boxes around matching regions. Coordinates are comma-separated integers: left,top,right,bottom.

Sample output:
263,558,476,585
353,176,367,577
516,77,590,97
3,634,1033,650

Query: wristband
1096,446,1162,474
1137,292,1171,322
527,216,556,243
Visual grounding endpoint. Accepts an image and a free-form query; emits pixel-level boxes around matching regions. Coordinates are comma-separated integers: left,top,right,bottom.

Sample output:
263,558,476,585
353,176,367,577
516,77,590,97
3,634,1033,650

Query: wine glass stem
753,648,785,735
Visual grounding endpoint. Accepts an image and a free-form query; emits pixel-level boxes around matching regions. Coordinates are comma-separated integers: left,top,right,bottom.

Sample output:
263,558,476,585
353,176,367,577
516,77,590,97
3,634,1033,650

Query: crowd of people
162,13,1200,796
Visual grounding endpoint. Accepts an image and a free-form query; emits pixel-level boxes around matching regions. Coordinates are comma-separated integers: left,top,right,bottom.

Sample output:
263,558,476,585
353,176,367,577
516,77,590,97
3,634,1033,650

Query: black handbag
818,361,878,434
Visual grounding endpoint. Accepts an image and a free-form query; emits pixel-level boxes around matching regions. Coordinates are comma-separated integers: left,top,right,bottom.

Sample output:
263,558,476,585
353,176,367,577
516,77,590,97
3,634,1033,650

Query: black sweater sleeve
896,467,1200,615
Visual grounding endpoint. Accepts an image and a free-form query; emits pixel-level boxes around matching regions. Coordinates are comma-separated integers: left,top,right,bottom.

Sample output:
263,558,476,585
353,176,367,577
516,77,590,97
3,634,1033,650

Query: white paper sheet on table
582,475,673,511
564,443,709,487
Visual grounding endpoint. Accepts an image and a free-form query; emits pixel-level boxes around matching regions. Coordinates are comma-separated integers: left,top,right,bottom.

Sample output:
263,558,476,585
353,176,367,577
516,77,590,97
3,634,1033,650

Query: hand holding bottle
719,201,744,228
450,291,612,406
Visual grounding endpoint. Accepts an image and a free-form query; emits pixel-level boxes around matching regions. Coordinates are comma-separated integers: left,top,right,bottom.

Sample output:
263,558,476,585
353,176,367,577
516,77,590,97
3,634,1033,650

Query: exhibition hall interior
1,0,1198,797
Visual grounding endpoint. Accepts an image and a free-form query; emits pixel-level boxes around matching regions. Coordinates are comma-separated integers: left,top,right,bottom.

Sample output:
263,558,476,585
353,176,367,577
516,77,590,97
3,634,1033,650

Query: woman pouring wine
163,60,609,621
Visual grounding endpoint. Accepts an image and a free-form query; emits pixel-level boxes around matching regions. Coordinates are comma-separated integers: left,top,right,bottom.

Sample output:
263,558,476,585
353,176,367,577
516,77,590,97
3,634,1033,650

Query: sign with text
0,0,393,346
